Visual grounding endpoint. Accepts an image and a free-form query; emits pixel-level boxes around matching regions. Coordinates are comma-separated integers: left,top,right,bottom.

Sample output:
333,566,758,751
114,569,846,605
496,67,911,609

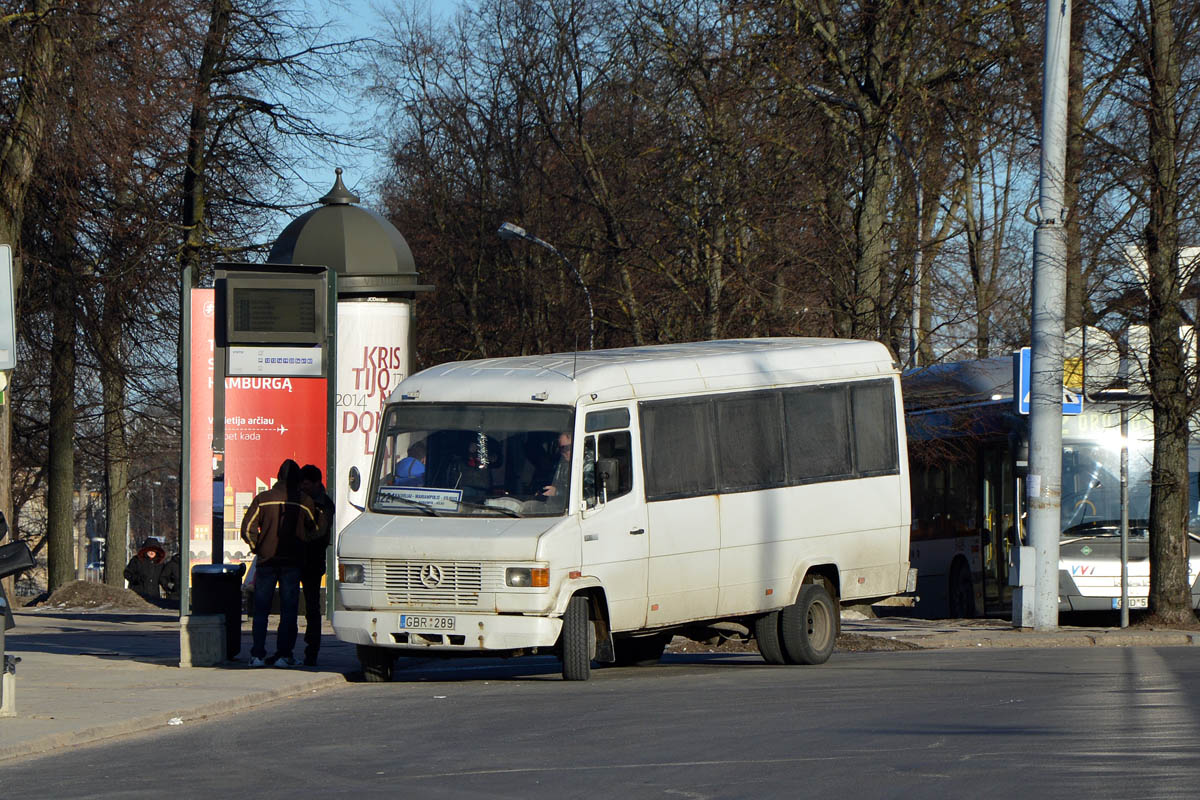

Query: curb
0,672,349,764
897,631,1200,650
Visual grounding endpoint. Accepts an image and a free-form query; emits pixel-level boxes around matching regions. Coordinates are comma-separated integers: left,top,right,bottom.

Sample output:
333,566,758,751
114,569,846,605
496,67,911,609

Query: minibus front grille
377,560,484,607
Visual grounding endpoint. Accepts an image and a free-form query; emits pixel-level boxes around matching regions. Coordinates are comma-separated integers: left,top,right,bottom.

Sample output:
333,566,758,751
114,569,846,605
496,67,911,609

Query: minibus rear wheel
357,644,395,682
780,584,836,665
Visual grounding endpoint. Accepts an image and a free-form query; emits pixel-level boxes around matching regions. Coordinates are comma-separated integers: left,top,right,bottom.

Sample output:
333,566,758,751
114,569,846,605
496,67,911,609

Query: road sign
1015,346,1082,415
0,245,15,371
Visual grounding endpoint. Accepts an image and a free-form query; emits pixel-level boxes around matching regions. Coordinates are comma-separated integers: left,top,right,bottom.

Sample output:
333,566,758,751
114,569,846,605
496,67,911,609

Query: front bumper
1057,569,1200,612
333,609,562,652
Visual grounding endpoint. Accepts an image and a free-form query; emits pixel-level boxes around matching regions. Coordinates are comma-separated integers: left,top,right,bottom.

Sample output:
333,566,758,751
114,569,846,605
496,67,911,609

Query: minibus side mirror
597,458,620,499
348,466,361,493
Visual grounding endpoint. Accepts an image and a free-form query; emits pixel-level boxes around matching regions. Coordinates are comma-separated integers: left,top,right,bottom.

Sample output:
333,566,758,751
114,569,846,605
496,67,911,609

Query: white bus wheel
780,584,837,665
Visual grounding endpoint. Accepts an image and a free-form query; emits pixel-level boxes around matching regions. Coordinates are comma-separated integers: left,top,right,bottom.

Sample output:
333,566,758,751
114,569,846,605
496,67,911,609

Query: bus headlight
339,563,364,583
505,567,549,587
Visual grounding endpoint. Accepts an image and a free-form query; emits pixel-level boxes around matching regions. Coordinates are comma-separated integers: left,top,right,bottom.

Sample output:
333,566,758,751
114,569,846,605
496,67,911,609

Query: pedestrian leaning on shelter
298,464,334,666
240,459,319,668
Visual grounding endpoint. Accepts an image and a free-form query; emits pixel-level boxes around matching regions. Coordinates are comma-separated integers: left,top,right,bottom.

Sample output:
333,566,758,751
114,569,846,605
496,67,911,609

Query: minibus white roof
388,337,897,406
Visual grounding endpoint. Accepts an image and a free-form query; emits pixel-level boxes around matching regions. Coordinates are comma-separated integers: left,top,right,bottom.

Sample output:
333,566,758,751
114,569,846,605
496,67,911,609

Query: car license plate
399,614,456,631
1112,597,1149,610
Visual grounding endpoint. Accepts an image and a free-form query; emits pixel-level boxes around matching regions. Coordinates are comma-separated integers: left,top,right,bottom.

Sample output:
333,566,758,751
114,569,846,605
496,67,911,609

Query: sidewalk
0,607,361,763
840,612,1200,649
2,606,1198,764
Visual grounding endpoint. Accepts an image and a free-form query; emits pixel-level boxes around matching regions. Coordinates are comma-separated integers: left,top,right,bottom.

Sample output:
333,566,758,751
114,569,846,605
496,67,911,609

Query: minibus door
579,410,648,631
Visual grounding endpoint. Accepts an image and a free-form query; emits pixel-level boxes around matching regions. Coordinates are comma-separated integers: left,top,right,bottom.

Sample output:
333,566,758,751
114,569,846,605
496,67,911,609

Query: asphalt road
4,646,1200,799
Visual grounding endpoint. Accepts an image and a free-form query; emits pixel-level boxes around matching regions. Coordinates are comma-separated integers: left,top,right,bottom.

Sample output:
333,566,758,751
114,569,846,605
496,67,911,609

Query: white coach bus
333,338,914,681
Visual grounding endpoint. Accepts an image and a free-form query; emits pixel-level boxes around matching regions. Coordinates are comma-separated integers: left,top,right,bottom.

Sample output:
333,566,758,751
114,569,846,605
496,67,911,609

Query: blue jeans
251,564,301,660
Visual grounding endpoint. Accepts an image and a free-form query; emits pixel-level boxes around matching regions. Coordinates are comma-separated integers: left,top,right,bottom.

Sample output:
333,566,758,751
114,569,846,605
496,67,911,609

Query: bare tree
0,0,63,593
1140,0,1199,624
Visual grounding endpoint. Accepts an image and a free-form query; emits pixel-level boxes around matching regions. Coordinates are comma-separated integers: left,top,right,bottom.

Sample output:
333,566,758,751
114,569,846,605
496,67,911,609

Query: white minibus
333,338,914,680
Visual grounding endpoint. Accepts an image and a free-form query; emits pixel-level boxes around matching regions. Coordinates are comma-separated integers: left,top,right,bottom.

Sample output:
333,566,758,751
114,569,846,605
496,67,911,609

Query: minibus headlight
339,563,364,583
506,567,549,588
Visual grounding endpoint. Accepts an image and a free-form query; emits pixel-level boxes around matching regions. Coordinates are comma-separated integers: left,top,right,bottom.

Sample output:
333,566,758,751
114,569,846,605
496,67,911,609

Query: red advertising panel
187,287,327,568
221,377,326,562
188,290,215,570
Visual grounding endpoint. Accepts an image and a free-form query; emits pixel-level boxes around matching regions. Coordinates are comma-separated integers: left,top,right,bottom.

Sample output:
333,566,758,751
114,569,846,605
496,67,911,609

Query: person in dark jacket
124,539,166,601
240,459,318,667
298,464,334,666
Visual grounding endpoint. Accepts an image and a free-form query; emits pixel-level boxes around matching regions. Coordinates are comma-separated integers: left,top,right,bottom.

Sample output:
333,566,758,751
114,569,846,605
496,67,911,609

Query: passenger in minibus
391,440,426,487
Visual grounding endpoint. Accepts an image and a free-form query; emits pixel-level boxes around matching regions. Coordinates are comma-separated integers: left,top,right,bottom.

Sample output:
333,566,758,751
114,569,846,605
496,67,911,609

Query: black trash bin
191,563,246,660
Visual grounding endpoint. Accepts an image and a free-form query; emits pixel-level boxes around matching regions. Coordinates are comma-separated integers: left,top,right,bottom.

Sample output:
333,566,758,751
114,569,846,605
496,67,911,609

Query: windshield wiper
1061,520,1148,540
384,496,441,517
459,499,522,518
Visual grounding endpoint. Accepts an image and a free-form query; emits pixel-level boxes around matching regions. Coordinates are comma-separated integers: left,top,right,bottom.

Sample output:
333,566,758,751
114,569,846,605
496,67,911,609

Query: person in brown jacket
241,459,318,667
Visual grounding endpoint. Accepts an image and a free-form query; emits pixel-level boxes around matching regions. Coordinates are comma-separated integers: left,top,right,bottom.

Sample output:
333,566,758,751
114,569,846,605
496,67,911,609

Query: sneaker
249,656,267,668
274,656,301,668
303,655,318,667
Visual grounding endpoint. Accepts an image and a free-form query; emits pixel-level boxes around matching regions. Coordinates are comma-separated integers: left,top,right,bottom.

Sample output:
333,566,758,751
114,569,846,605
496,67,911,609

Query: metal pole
1028,0,1071,630
498,222,595,350
1120,403,1129,628
891,140,923,368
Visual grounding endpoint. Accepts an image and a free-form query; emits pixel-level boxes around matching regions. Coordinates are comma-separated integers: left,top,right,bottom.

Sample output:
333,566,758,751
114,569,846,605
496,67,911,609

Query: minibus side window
851,380,899,475
640,400,717,500
584,430,634,508
782,386,852,483
715,392,785,491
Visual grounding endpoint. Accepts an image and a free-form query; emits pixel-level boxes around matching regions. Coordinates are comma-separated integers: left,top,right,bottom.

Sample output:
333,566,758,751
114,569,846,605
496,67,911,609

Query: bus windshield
1060,439,1152,536
370,403,575,517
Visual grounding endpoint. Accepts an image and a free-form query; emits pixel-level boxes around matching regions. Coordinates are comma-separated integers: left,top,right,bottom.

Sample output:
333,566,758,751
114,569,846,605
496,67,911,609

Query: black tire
357,644,395,683
780,583,837,665
755,610,787,665
560,595,594,681
613,633,670,666
948,558,977,618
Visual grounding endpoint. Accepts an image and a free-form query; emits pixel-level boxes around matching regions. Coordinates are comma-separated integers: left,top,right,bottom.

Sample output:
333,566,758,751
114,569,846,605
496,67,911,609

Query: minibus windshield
370,403,575,517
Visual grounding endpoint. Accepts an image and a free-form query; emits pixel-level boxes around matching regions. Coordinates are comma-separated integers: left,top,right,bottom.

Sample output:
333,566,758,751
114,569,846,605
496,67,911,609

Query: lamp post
150,480,162,542
497,222,595,350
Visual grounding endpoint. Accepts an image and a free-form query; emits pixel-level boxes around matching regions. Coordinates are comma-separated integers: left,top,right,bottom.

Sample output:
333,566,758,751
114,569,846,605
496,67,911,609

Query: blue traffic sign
1015,347,1083,415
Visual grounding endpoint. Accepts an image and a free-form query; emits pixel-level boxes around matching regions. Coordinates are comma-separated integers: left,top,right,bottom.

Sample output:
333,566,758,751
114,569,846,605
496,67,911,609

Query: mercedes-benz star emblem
419,564,445,588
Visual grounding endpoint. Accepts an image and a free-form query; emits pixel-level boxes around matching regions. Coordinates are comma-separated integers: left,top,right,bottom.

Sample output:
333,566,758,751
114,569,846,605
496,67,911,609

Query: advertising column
335,301,412,533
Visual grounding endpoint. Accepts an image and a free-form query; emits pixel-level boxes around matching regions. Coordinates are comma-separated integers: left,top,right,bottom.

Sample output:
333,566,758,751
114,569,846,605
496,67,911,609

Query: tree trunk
47,261,77,591
1143,0,1194,624
0,0,60,584
1064,0,1087,330
101,285,130,587
848,128,892,340
179,0,233,287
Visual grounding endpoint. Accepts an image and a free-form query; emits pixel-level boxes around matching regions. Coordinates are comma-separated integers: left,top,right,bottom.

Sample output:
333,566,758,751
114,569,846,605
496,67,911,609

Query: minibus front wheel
780,584,836,665
560,595,596,681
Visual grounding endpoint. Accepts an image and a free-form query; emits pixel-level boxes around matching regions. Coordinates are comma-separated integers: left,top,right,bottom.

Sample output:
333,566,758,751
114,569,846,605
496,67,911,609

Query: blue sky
281,1,461,221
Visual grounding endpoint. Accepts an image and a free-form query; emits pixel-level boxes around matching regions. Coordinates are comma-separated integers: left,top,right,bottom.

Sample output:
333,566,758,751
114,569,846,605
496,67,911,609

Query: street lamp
497,222,595,350
150,480,162,542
